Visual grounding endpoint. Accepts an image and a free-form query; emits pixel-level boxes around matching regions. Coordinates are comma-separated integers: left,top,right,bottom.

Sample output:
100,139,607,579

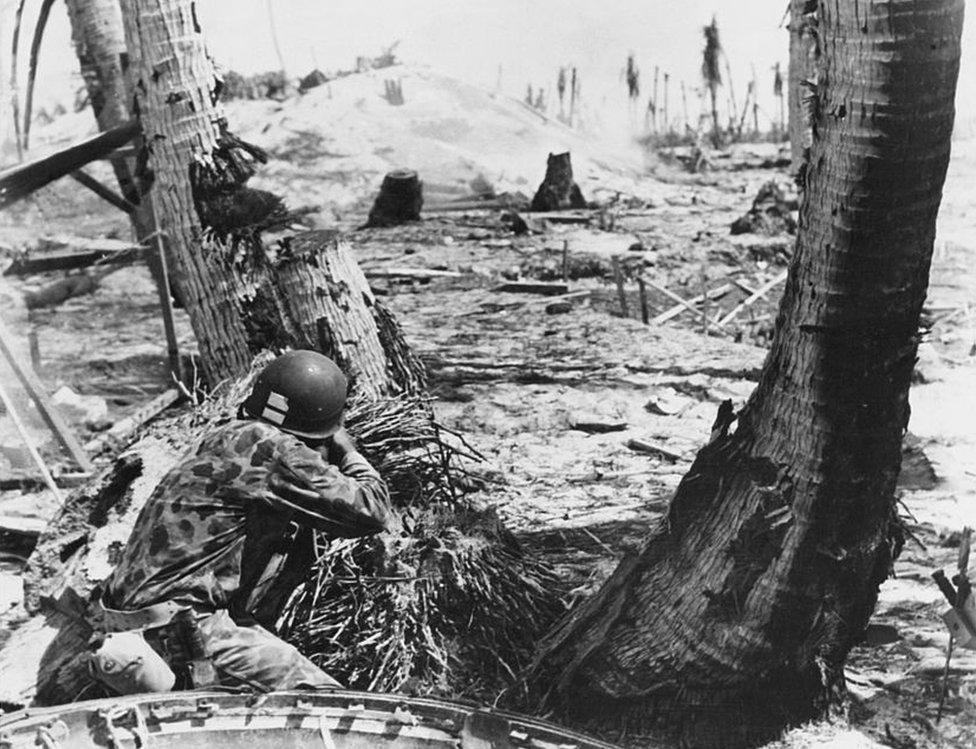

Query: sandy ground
0,67,975,747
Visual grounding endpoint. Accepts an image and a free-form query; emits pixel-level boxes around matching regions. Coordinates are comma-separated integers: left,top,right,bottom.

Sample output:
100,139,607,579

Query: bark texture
240,230,428,399
119,0,424,390
530,1,964,745
789,0,818,175
119,0,256,381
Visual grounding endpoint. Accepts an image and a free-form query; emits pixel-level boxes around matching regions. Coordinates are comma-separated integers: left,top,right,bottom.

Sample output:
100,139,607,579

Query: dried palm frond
172,352,562,700
279,505,566,699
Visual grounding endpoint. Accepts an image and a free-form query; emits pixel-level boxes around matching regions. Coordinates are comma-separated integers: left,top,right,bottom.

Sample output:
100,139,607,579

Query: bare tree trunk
529,1,964,746
119,0,427,392
65,0,149,231
789,0,817,173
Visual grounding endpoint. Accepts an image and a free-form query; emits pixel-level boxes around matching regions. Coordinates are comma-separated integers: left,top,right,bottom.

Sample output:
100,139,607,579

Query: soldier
88,350,391,694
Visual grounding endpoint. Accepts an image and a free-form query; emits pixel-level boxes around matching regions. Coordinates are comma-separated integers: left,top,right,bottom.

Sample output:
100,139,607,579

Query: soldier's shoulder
208,419,289,458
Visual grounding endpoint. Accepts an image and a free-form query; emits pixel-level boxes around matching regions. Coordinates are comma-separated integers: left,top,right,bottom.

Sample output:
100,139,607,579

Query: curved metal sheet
0,689,620,749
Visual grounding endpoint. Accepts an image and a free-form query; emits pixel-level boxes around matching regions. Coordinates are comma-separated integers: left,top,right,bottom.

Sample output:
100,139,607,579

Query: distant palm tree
701,16,722,145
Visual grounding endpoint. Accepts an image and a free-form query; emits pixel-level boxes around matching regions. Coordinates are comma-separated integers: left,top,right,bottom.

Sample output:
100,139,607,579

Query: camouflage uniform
102,419,391,690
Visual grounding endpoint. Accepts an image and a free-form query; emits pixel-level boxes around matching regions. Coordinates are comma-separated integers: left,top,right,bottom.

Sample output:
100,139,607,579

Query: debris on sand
730,180,798,236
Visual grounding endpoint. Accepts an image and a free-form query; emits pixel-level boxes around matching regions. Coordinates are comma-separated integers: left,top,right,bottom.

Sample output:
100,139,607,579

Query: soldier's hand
328,427,357,464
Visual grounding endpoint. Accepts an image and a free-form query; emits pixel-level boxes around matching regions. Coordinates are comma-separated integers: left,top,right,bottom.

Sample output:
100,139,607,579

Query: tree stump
529,152,586,212
365,170,423,228
241,230,428,399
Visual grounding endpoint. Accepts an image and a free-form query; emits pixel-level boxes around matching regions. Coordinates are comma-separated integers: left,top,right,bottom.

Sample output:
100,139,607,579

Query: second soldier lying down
89,350,391,694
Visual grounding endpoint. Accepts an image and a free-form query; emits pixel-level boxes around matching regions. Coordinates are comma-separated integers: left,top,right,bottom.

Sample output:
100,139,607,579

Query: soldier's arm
265,434,392,538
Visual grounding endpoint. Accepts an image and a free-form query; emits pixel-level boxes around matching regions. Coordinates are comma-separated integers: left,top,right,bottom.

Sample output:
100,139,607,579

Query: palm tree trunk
529,1,964,745
64,0,161,248
119,0,424,392
789,0,817,171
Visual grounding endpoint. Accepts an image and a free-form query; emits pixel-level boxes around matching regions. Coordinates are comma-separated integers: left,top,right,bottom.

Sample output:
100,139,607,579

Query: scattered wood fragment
525,212,592,224
363,267,465,280
570,417,628,434
83,388,182,456
0,376,63,505
637,277,650,324
0,472,92,491
612,257,628,317
644,278,733,326
4,244,144,276
717,270,788,326
492,282,569,296
0,317,93,472
626,438,683,461
68,169,137,215
0,120,140,210
0,512,47,537
468,290,590,316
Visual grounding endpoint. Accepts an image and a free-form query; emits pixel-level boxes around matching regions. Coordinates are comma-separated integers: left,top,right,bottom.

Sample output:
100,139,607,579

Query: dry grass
180,353,566,700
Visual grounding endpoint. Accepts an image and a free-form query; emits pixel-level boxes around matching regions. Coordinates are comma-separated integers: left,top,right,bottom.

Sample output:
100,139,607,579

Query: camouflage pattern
105,419,390,612
101,418,390,690
141,610,341,691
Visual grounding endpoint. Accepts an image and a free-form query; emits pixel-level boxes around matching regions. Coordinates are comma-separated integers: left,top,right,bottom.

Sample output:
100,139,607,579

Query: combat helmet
242,350,347,439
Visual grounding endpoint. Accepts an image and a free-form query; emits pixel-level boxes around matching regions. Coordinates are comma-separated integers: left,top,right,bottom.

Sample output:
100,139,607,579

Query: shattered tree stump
1,231,561,707
365,170,423,228
529,152,586,212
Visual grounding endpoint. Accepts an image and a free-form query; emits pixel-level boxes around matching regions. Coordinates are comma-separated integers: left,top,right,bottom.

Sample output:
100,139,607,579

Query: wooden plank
644,279,733,326
626,437,683,461
0,472,92,491
3,246,144,276
524,211,592,224
492,282,569,296
363,267,464,280
0,315,94,472
69,169,137,215
0,376,63,505
0,120,140,210
84,388,182,456
717,270,789,326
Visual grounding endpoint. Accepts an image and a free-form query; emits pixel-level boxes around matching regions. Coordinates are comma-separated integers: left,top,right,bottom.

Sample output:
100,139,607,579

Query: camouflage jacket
104,420,391,613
